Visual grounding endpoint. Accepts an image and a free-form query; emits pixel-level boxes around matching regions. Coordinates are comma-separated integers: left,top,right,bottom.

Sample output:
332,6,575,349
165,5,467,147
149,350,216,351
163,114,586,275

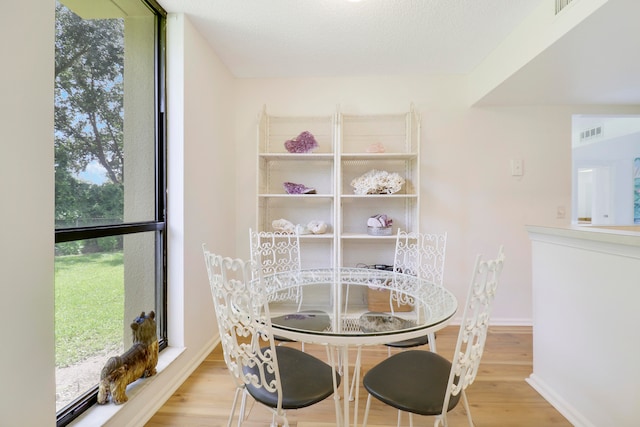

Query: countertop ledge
526,225,640,247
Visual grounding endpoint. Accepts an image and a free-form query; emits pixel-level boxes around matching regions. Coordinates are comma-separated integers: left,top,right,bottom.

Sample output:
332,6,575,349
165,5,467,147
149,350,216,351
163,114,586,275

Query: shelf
340,153,417,161
341,232,398,240
258,194,334,198
258,111,335,154
258,157,334,194
298,234,334,239
340,112,418,154
257,106,420,268
340,194,418,199
259,153,335,160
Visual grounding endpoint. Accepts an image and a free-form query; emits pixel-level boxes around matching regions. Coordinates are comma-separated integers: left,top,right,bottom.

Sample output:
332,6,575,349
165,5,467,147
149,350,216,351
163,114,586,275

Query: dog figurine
97,311,158,404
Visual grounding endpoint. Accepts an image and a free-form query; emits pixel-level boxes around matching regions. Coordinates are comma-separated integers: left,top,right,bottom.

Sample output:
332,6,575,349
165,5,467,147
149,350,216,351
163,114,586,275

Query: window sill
69,346,186,426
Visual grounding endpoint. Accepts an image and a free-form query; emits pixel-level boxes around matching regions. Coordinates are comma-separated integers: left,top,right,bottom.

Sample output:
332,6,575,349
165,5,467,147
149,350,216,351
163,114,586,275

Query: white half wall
527,226,640,427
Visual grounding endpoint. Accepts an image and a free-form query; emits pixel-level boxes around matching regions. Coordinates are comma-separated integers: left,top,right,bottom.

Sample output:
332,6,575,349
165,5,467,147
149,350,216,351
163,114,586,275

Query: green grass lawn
54,252,124,367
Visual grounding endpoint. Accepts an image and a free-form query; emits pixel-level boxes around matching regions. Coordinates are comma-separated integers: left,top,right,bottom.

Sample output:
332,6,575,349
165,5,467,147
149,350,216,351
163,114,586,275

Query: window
54,0,166,425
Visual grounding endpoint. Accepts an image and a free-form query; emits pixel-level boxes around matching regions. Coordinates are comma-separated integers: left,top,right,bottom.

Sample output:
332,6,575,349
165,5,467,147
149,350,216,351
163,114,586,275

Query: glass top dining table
261,267,458,427
264,267,458,346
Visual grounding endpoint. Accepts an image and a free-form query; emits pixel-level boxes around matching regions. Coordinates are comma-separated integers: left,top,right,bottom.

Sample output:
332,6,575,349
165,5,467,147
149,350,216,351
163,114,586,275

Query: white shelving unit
256,105,420,269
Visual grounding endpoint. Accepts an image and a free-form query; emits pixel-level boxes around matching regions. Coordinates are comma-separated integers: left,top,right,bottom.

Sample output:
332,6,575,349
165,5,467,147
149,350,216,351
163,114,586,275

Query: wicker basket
367,287,412,312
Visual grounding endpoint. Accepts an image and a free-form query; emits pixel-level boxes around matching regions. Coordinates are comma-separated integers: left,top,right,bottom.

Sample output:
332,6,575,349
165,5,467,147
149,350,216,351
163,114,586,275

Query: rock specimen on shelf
296,224,311,235
307,220,328,234
283,181,317,194
367,214,392,228
271,219,328,235
284,131,319,153
295,221,328,235
350,169,405,195
272,218,296,233
366,142,386,153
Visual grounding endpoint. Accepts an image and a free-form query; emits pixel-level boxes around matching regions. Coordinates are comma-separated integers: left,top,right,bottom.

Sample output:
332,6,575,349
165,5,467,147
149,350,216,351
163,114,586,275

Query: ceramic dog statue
97,311,158,405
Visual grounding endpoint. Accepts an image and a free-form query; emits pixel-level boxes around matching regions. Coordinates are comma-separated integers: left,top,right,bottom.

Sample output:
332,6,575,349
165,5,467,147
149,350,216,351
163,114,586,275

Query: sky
76,161,108,185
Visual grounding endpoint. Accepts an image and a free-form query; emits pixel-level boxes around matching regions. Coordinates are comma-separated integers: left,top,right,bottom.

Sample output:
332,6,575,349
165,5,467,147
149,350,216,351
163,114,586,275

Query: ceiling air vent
579,125,603,143
556,0,576,15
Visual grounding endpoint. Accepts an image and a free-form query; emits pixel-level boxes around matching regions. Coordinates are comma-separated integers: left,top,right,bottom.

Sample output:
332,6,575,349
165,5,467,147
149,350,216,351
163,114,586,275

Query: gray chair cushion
363,349,460,416
244,346,340,410
385,333,432,348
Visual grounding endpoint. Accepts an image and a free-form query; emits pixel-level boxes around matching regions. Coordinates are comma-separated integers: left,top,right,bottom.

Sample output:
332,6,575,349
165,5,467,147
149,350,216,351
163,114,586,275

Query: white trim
489,317,532,326
526,374,597,427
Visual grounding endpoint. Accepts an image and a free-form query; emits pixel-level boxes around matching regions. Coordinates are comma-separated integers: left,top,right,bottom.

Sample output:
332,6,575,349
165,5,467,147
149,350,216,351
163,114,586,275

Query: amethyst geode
284,131,319,153
283,182,317,194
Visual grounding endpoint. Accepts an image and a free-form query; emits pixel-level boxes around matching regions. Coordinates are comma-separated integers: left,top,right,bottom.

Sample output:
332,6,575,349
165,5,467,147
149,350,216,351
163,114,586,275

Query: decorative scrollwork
202,250,286,405
449,247,505,396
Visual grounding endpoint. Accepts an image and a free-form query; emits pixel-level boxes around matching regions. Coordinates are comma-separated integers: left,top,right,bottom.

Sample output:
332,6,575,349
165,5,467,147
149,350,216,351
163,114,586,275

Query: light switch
510,159,523,176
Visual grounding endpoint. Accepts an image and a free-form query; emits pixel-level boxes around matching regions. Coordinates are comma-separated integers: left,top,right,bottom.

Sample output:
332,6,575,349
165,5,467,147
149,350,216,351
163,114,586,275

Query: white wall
178,12,237,349
4,3,640,425
0,7,237,426
0,0,55,425
234,78,640,324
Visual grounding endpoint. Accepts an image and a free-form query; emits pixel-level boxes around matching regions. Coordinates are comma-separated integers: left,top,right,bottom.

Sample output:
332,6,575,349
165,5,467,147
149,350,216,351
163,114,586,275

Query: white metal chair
202,246,340,427
348,230,448,402
249,229,331,350
361,246,505,427
386,229,448,353
249,228,304,311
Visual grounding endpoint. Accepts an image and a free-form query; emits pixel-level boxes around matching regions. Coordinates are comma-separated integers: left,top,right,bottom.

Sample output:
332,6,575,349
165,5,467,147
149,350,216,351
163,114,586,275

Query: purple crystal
283,182,317,194
367,214,392,227
284,131,319,153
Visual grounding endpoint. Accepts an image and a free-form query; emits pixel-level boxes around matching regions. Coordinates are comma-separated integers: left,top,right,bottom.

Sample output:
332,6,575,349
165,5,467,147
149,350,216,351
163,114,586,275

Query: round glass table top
261,267,458,345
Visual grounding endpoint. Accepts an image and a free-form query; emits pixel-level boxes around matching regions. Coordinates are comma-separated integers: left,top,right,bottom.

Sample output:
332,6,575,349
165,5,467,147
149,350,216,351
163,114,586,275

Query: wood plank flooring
145,326,572,427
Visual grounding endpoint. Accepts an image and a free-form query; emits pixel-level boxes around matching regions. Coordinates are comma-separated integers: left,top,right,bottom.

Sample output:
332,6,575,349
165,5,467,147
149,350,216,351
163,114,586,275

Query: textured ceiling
157,0,542,78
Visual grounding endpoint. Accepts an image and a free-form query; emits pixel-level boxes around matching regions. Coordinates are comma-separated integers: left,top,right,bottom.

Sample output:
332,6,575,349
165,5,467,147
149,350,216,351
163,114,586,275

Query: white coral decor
350,170,405,195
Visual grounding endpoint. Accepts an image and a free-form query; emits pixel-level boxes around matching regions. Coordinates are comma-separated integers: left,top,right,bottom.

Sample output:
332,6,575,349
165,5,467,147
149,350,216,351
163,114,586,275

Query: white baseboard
490,317,533,326
526,373,595,427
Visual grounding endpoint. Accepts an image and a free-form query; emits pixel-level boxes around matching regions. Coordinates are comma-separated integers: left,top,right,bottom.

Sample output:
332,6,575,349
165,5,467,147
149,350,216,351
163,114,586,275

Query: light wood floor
146,326,571,426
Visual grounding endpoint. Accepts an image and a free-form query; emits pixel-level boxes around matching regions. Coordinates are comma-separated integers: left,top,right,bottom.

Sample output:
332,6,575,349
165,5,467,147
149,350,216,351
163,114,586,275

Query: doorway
576,166,612,224
572,115,640,225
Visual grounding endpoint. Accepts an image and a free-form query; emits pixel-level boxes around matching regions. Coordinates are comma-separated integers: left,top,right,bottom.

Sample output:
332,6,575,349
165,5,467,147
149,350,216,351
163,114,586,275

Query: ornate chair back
249,229,303,309
442,245,505,416
249,229,301,275
202,247,285,425
388,230,448,316
393,229,448,286
204,245,340,426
